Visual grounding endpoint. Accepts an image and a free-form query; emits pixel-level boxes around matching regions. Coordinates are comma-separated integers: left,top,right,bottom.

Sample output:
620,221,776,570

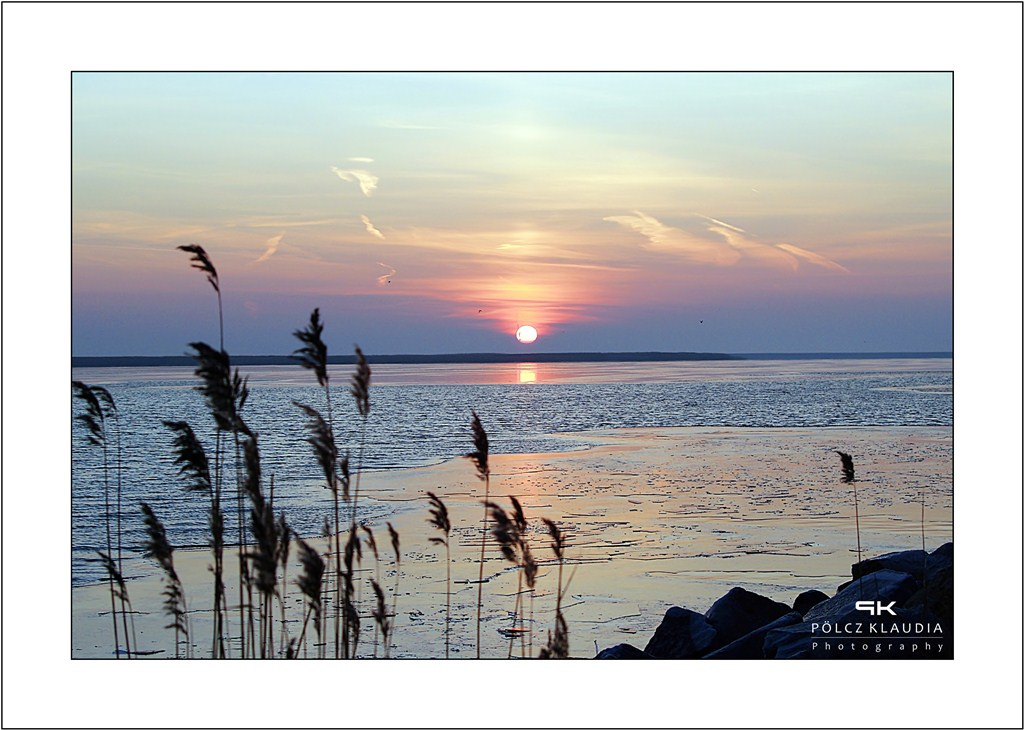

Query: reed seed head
177,244,220,294
292,308,329,388
351,346,371,418
465,410,490,480
361,525,379,562
387,522,401,565
487,501,520,564
836,450,856,483
189,342,248,435
296,538,325,631
163,420,211,492
72,381,106,447
542,518,566,561
294,401,340,494
426,491,451,544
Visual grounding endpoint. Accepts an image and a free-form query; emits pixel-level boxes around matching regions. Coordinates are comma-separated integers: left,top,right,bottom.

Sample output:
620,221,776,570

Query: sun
515,325,538,344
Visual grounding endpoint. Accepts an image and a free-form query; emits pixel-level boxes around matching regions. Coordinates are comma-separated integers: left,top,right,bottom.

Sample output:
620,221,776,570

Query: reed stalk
277,514,292,657
293,308,346,658
97,551,135,657
349,346,371,527
362,526,382,656
178,245,235,656
486,499,524,657
465,411,490,658
73,381,124,657
162,419,223,656
386,522,400,658
92,385,135,658
426,492,452,658
836,450,862,599
295,538,325,659
190,342,251,655
141,503,190,659
539,517,569,658
369,579,390,659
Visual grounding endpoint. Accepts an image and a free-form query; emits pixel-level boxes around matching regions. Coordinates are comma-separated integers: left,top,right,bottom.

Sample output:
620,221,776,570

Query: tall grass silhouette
836,450,862,572
465,410,490,658
141,503,190,658
487,497,536,658
177,244,251,656
73,381,133,658
293,392,343,658
386,522,400,658
162,419,226,656
350,346,372,527
426,491,452,658
74,243,598,660
189,340,252,655
295,537,325,658
539,517,569,659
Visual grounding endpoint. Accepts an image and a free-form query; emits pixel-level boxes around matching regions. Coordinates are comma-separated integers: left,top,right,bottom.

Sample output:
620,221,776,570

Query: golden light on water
517,364,537,384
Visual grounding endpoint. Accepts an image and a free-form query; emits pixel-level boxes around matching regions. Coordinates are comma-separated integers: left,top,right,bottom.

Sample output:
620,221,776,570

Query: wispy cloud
255,233,284,263
697,214,746,234
607,210,849,273
361,215,385,240
330,166,379,197
376,262,396,286
775,243,850,273
348,156,374,163
604,211,740,266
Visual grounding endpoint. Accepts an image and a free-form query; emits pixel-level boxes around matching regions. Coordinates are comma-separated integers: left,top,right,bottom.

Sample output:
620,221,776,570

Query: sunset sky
72,72,952,355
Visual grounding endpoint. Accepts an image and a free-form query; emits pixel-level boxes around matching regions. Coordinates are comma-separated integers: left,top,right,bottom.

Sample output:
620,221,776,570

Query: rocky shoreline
597,542,953,659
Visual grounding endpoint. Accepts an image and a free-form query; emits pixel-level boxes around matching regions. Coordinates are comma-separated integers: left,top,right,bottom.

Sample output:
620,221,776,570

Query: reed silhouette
465,410,490,658
74,243,601,660
141,503,190,658
426,491,452,658
836,450,862,575
73,381,133,658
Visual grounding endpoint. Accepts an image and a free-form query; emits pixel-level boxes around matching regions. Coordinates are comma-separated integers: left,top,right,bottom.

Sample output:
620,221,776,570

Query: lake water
71,358,952,586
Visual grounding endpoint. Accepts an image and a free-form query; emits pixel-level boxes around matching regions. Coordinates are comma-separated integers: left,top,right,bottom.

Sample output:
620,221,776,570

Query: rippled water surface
71,358,951,585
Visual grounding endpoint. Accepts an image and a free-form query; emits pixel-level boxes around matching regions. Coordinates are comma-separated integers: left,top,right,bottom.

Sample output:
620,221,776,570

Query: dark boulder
852,549,928,581
851,542,952,585
704,587,792,647
704,611,802,659
904,563,954,632
804,569,920,624
595,643,652,659
792,589,829,616
763,622,815,659
644,606,718,658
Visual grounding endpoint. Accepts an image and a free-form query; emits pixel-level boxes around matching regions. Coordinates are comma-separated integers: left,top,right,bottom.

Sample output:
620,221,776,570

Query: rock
904,564,954,630
705,611,802,659
792,589,829,616
852,549,929,581
804,569,920,624
704,587,793,647
595,643,652,659
644,606,718,658
762,622,815,659
851,542,952,585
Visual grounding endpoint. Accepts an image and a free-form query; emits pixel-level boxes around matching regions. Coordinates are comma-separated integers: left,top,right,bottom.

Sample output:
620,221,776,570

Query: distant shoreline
71,351,952,367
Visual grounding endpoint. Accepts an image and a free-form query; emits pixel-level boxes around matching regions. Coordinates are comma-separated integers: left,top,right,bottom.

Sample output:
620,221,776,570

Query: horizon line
72,350,953,367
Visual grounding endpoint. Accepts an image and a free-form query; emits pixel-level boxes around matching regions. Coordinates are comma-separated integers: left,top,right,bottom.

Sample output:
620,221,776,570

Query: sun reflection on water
517,363,538,384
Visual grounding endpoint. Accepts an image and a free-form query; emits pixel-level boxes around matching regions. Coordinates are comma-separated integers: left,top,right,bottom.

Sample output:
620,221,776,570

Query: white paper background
2,2,1021,728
